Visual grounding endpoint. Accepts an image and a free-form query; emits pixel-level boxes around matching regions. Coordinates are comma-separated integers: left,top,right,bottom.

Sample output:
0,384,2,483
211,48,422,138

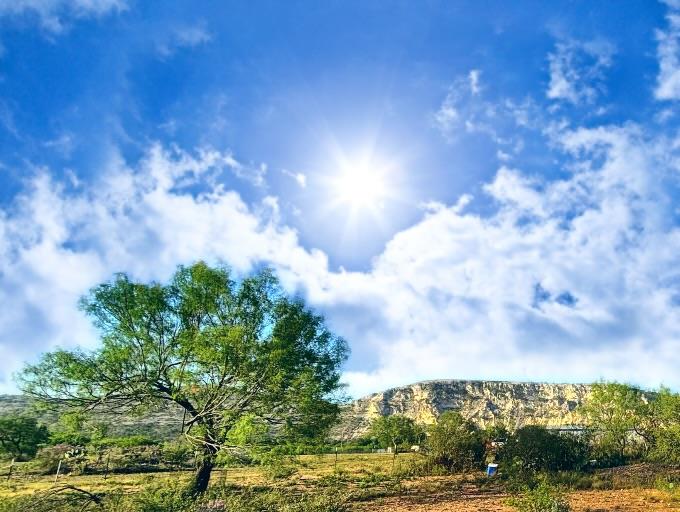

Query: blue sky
1,0,680,397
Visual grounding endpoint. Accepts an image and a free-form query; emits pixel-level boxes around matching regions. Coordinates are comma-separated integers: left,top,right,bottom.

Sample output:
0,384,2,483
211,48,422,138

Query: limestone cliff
334,380,591,439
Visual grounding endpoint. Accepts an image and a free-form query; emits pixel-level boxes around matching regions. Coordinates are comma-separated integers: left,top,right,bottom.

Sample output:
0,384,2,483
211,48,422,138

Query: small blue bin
486,463,498,477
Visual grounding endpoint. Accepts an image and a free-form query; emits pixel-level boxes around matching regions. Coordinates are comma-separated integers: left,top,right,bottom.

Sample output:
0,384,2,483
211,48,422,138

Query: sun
328,150,397,214
333,161,388,209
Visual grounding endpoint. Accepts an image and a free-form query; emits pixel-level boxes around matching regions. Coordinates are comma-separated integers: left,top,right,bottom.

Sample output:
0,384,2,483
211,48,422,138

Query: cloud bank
2,123,680,397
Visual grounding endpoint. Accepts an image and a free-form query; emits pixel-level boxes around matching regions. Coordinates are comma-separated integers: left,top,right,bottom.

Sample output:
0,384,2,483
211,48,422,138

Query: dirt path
357,489,678,511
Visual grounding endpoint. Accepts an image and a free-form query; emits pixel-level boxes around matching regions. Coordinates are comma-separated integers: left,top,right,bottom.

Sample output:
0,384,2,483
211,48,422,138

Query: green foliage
426,411,485,471
368,415,422,453
132,482,190,512
0,415,49,460
499,426,589,473
655,476,680,504
160,439,193,467
646,387,680,464
49,411,109,446
580,382,646,464
20,262,349,494
0,484,350,512
508,478,571,512
249,450,299,480
226,413,269,448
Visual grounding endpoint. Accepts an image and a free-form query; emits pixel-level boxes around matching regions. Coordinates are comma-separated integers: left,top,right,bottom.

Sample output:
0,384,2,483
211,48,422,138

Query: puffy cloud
546,39,615,104
2,125,680,398
0,144,324,391
655,1,680,100
339,125,680,395
0,0,126,33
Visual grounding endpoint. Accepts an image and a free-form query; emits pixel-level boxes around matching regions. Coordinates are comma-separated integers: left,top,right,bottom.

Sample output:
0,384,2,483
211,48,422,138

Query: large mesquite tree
20,262,348,494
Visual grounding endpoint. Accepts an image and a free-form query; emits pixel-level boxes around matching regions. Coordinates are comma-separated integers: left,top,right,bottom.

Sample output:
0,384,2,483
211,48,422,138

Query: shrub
426,411,485,472
508,479,571,512
132,483,189,512
655,476,680,504
256,451,299,480
30,444,85,474
161,439,194,467
499,426,589,473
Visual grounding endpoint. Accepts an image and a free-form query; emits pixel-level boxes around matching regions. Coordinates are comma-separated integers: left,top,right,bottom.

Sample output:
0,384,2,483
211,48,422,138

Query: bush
426,411,485,472
161,439,194,467
132,483,189,512
508,479,571,512
30,444,85,474
499,426,589,473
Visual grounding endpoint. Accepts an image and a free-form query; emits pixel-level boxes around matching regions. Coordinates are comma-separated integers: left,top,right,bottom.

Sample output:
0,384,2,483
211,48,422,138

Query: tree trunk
188,448,216,496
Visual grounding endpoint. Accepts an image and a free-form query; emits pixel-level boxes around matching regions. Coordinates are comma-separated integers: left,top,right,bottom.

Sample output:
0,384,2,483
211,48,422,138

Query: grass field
2,454,679,511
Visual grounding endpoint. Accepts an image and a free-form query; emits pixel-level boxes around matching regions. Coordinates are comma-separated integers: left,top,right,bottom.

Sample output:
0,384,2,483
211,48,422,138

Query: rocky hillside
333,380,591,440
0,395,184,439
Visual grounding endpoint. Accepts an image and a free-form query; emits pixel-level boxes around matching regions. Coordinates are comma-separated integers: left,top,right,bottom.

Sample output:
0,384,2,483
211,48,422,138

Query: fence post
54,459,62,484
104,452,110,480
6,458,14,482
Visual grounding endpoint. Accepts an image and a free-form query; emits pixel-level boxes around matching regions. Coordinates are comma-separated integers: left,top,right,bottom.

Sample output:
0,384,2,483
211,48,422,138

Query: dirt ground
359,488,678,511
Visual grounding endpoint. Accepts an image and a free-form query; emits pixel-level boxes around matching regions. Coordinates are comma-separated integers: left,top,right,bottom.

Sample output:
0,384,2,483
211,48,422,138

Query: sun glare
334,162,387,209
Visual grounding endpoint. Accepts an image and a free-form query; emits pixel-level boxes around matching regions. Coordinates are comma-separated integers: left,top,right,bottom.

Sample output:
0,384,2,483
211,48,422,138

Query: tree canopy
20,262,349,494
580,382,647,463
0,416,49,460
426,411,485,471
369,414,421,454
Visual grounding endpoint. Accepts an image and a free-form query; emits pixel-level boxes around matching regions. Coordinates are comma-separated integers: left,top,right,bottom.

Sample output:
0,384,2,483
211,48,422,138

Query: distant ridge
333,379,592,440
0,394,184,439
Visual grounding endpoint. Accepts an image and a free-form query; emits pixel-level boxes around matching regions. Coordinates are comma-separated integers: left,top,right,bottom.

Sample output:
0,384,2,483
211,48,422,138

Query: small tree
20,262,348,495
369,414,420,455
426,411,485,471
580,382,646,463
0,416,49,460
499,426,589,473
646,387,680,464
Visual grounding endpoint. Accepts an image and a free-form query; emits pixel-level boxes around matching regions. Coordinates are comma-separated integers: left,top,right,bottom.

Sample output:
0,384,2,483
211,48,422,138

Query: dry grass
2,454,679,511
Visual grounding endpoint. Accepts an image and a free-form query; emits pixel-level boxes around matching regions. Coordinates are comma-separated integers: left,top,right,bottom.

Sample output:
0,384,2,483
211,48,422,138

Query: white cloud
433,76,538,156
156,24,212,58
2,125,680,398
0,0,126,33
338,125,680,396
655,1,680,100
547,39,615,104
282,169,307,188
0,144,321,391
468,69,481,95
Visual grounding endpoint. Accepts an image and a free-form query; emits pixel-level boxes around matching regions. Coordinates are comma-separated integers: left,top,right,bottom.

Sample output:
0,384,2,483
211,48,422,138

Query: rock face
334,380,591,440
